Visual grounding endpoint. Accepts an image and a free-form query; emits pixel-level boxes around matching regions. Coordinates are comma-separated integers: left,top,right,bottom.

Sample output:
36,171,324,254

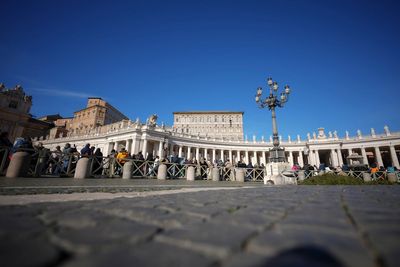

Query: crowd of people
1,131,398,181
290,162,398,180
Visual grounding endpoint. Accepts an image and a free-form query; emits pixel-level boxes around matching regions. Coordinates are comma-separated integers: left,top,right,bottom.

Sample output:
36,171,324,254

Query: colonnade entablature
37,121,400,169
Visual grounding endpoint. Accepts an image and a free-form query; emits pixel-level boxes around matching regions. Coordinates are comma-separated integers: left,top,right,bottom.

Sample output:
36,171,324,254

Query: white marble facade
38,120,400,169
173,111,244,141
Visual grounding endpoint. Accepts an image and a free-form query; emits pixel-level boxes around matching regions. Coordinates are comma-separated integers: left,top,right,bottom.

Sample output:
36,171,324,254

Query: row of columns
105,138,399,168
309,145,399,168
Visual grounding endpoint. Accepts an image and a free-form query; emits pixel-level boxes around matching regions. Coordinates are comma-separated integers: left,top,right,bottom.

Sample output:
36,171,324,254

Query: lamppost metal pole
255,76,291,163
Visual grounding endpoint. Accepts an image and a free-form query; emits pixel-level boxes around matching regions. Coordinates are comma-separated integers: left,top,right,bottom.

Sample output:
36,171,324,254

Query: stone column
361,147,368,166
204,148,208,160
178,146,183,157
131,138,139,154
158,141,163,158
212,149,216,163
245,151,249,164
187,147,192,160
262,151,267,166
251,151,257,165
288,151,294,166
308,151,314,166
169,144,174,156
106,142,114,155
142,139,148,157
196,147,200,161
298,151,304,167
236,150,240,163
347,148,352,156
330,149,338,167
390,145,400,168
114,142,119,151
374,147,384,167
126,139,132,154
337,149,343,166
220,149,224,161
314,150,320,167
229,150,233,162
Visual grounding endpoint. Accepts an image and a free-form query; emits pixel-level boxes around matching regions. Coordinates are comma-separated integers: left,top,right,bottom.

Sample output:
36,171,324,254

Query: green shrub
299,173,368,185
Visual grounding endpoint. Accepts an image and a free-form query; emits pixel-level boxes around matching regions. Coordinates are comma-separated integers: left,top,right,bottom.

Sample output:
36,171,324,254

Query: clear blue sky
1,0,399,140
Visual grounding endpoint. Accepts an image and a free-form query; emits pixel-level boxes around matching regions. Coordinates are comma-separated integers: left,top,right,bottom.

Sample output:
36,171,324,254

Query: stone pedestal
235,168,245,182
212,168,220,181
362,172,371,182
297,170,305,181
387,173,397,183
74,158,90,179
122,161,133,179
264,162,291,185
6,152,31,178
157,164,167,180
186,166,195,181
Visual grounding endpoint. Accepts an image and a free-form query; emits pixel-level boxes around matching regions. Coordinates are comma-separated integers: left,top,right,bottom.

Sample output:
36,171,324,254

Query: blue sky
1,0,399,140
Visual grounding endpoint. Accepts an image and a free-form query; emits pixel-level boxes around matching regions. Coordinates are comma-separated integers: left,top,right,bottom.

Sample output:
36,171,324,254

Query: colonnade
102,137,400,169
41,124,400,170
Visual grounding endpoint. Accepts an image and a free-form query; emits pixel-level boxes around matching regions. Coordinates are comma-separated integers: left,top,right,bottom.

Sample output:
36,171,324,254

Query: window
8,101,18,109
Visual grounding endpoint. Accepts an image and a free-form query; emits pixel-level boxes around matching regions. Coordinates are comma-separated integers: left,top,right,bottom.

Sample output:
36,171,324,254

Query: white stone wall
38,123,400,169
173,112,244,140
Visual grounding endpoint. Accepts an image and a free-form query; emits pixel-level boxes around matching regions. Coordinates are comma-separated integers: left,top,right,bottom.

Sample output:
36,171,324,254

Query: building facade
38,119,400,169
53,97,128,137
0,84,53,142
173,111,244,141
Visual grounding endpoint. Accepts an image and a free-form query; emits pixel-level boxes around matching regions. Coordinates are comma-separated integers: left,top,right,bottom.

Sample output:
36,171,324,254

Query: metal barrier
0,147,10,175
297,169,400,182
2,147,398,182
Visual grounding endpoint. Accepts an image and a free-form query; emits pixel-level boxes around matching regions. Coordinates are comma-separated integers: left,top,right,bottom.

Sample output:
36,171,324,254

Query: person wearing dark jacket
80,143,92,157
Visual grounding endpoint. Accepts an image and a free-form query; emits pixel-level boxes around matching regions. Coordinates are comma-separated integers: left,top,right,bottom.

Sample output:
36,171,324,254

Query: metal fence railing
282,169,400,183
0,147,10,175
1,145,399,183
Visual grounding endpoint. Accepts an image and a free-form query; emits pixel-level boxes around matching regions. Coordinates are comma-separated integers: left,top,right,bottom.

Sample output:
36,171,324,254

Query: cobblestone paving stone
0,183,399,267
0,178,255,195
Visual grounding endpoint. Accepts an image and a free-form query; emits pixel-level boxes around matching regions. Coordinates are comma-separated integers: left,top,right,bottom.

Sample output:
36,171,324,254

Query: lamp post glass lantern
255,76,291,163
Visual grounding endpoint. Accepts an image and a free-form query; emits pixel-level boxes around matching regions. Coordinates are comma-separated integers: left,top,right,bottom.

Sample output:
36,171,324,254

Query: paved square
0,179,399,267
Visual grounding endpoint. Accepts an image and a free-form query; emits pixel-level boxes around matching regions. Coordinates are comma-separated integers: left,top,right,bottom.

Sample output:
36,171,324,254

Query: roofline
73,105,105,114
173,111,244,115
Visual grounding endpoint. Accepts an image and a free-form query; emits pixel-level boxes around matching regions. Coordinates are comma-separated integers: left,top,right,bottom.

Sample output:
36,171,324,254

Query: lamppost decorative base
264,162,296,185
268,147,286,163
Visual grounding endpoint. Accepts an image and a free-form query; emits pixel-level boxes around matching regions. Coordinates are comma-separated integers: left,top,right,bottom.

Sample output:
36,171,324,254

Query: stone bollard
186,166,195,181
362,172,371,182
235,168,245,182
6,152,31,178
74,157,91,179
297,170,305,181
387,173,397,183
122,161,133,179
230,168,236,181
157,164,167,180
212,168,220,181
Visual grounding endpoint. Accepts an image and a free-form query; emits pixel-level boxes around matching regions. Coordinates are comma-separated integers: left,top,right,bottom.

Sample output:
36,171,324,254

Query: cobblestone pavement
0,178,256,195
0,184,399,267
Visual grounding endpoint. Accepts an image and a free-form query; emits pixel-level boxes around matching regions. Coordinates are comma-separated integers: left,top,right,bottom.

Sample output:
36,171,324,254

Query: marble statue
147,114,158,127
384,125,390,136
371,128,376,137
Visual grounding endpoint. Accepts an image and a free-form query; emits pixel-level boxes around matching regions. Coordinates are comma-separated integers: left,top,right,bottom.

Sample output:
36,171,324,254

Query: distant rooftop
173,111,244,115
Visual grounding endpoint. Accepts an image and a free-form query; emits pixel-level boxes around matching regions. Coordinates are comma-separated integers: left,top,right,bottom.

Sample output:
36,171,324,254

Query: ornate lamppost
255,77,291,163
